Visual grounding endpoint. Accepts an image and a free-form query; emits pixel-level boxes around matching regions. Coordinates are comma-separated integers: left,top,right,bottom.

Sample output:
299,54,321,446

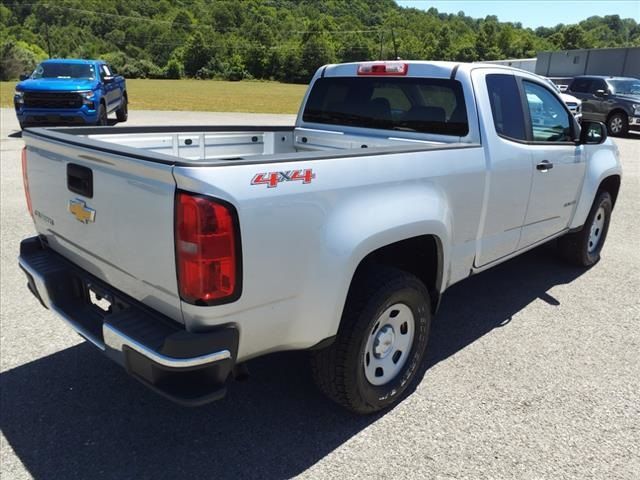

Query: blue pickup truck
14,58,127,129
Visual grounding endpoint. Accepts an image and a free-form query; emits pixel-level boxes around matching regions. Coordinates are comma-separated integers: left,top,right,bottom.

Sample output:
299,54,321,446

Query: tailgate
23,133,183,323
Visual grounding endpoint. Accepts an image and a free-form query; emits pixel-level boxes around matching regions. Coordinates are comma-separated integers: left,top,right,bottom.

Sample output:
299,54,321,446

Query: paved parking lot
1,108,638,479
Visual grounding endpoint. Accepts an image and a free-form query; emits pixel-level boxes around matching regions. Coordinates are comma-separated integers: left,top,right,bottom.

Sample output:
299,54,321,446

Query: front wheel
96,104,108,126
115,95,128,122
558,191,612,267
607,112,628,137
311,266,431,414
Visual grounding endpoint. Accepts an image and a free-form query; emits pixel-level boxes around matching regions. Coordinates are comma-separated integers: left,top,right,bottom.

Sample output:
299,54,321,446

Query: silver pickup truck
19,61,621,413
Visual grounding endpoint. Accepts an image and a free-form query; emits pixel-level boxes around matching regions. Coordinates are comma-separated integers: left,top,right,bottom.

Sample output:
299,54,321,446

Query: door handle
67,163,93,197
536,160,553,172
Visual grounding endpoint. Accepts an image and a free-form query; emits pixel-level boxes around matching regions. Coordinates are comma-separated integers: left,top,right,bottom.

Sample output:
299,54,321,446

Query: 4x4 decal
251,169,315,188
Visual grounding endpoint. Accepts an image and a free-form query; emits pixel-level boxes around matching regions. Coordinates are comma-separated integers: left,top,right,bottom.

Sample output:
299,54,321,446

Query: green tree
183,31,211,77
164,58,184,79
0,38,47,80
559,25,592,50
1,0,637,81
476,20,503,60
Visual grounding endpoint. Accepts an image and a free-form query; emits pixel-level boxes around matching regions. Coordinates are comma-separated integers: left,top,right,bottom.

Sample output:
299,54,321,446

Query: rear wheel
607,112,628,137
311,266,431,414
116,95,128,122
558,191,612,267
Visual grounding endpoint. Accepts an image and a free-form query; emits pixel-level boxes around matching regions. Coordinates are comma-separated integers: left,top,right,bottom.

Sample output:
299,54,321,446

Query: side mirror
579,121,607,145
19,74,30,81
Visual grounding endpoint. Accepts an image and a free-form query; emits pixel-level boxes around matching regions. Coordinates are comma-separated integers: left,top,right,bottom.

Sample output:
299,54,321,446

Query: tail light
175,192,241,305
357,62,408,76
21,147,33,217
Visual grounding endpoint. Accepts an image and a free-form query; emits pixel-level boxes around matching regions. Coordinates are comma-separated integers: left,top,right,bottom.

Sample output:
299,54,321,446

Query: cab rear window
302,77,469,136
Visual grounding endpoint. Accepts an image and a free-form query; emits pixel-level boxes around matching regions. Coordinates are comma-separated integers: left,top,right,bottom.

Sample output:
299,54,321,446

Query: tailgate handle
67,163,93,198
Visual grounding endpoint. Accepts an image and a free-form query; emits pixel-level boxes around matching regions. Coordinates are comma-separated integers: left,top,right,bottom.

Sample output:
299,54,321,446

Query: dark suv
567,75,640,136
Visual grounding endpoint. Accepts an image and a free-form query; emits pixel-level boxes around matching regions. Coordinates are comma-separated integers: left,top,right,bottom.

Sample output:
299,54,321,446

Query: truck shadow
0,244,586,480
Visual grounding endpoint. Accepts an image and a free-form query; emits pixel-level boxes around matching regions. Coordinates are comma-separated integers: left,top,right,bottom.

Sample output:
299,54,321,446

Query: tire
607,112,628,137
96,104,108,126
311,266,431,414
115,95,128,122
558,191,612,267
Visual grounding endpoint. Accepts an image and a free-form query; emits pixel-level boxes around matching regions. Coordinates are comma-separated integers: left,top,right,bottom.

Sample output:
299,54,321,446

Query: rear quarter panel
174,146,486,361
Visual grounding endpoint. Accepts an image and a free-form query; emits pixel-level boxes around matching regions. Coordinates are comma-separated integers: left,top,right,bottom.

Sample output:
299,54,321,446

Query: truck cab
14,58,128,129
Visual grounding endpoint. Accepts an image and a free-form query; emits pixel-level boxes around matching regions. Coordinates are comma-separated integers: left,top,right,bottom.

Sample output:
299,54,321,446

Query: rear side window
485,74,526,141
589,79,607,93
569,78,591,93
303,77,469,136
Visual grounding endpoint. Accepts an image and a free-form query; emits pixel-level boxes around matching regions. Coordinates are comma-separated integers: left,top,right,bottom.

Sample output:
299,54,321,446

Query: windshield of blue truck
31,63,96,80
303,77,469,136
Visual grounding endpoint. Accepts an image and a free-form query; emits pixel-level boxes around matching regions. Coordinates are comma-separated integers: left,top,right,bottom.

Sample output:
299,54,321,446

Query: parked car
18,61,621,413
14,58,127,129
567,75,640,136
542,77,582,122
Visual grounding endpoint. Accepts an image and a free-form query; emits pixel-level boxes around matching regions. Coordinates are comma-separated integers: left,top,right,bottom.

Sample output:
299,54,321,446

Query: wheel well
598,175,621,207
351,235,442,313
606,109,627,123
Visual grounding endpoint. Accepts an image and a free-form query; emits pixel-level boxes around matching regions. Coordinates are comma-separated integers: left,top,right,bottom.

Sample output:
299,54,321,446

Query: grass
0,79,308,114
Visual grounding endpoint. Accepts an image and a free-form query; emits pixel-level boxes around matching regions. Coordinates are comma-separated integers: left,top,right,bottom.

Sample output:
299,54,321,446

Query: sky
396,1,640,28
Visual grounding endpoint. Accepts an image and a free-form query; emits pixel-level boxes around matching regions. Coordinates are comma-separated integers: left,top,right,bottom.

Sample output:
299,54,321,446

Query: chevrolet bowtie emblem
68,199,96,224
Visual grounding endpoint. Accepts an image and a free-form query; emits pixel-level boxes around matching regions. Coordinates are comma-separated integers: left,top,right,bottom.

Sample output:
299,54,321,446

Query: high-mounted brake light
175,192,241,305
357,62,409,76
21,147,33,217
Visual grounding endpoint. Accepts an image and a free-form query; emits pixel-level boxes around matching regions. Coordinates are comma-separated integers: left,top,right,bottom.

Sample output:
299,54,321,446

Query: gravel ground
1,108,638,480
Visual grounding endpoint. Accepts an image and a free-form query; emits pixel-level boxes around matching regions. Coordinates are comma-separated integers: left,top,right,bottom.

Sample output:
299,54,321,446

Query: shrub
164,58,184,79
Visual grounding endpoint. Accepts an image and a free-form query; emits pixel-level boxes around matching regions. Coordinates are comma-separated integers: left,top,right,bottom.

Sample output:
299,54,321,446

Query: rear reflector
21,147,33,217
175,192,241,305
357,62,409,76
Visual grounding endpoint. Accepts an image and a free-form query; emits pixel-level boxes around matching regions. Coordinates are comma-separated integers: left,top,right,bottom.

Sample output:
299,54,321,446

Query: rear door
517,79,585,248
569,77,596,120
589,78,614,122
472,70,534,267
24,132,183,322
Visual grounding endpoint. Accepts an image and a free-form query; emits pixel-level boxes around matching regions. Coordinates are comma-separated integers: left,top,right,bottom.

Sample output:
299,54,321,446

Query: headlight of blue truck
79,91,96,107
14,91,24,104
633,104,640,116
